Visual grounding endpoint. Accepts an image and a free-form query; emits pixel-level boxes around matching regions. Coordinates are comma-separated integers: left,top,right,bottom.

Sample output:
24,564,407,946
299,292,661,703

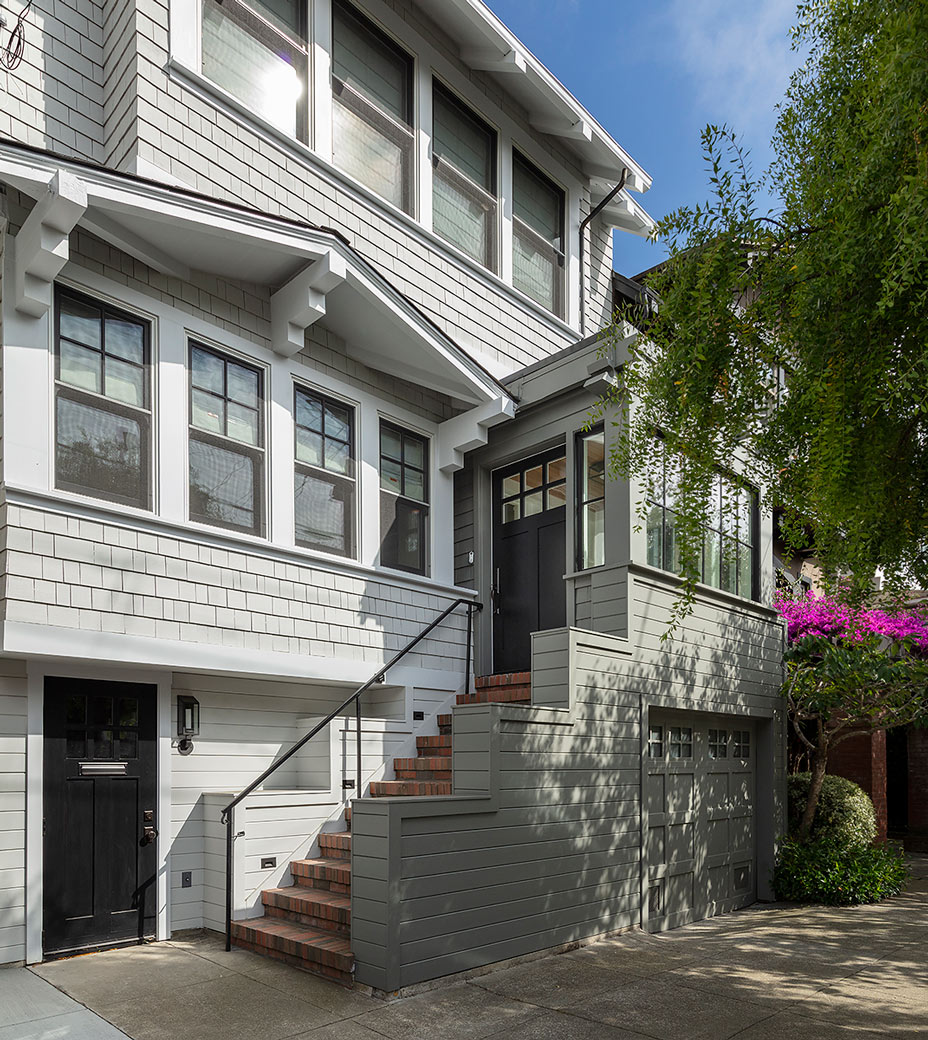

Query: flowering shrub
776,592,928,650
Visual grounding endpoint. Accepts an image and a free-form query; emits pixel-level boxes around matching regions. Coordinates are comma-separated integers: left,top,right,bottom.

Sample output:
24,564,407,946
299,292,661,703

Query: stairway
231,674,531,984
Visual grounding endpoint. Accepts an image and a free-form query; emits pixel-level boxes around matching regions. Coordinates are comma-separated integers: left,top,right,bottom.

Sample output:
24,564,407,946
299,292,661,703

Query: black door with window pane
493,448,567,673
43,678,158,957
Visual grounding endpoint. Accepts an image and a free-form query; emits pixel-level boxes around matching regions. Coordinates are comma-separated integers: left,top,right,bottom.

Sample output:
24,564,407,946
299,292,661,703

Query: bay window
294,386,356,557
379,421,428,574
188,343,265,536
332,0,414,213
201,0,307,137
432,81,498,270
54,289,151,510
512,151,565,318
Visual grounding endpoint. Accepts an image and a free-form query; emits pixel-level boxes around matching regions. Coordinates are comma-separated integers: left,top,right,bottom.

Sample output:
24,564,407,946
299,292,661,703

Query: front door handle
141,825,158,847
492,567,501,614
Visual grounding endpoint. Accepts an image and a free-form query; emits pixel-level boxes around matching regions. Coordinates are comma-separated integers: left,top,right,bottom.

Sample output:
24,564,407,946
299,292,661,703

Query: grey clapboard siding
351,623,784,991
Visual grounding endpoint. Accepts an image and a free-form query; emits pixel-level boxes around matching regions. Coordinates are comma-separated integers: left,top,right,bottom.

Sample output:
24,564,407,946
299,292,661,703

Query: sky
484,0,802,277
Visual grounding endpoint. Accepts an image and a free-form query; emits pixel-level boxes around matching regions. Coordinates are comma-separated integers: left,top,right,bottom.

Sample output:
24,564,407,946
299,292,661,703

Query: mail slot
79,761,128,776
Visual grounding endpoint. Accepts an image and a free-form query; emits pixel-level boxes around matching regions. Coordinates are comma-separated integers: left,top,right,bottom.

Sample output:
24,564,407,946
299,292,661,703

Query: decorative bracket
270,250,347,357
460,47,526,74
437,395,516,474
14,169,87,318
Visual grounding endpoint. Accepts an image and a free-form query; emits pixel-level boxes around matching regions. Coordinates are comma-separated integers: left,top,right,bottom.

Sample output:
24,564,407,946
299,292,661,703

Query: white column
417,60,433,230
311,0,333,161
157,317,189,525
269,359,295,546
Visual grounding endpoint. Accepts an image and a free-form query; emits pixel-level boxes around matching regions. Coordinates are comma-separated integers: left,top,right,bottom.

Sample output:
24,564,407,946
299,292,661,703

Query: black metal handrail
220,596,481,950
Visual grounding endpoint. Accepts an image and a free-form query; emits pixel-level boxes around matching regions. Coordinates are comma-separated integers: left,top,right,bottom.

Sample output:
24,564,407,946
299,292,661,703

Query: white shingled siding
0,660,28,964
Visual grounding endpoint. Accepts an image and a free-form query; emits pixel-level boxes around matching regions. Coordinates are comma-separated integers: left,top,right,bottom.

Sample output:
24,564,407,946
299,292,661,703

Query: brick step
231,918,353,985
290,857,351,893
370,780,452,797
456,687,530,705
394,756,452,772
394,767,452,781
262,886,350,933
437,714,452,735
417,734,452,756
475,672,531,689
318,831,351,857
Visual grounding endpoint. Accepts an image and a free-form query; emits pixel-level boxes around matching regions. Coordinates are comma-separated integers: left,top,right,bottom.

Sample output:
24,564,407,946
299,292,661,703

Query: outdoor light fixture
176,695,199,755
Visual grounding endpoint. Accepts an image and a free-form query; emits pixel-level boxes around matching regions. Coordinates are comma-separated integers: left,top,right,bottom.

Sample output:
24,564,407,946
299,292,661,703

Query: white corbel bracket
437,395,516,474
271,250,347,357
461,47,526,74
14,170,87,318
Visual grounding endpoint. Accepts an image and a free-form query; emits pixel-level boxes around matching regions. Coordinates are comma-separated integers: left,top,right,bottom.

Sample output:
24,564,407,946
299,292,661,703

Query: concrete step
262,886,350,933
231,917,353,985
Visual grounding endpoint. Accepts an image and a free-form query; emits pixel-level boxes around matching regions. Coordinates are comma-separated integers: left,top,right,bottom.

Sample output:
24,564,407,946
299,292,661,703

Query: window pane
738,543,753,597
60,296,101,348
524,465,543,491
704,530,722,588
513,153,561,242
548,457,567,483
191,346,224,394
295,470,353,556
502,474,520,498
582,499,605,568
380,426,402,461
192,389,224,434
66,696,86,725
117,731,138,759
333,89,411,212
324,402,351,441
547,484,567,510
105,318,144,365
93,729,114,759
513,220,560,314
105,356,145,407
296,428,323,467
404,467,425,503
202,0,303,135
523,490,543,517
647,505,662,568
663,510,681,574
189,437,258,532
228,362,260,409
296,392,322,432
737,489,755,545
433,166,495,268
381,457,402,494
60,340,101,394
227,401,259,445
118,699,139,726
403,435,424,469
324,438,351,476
57,394,145,506
333,2,409,122
502,500,520,523
582,433,605,501
380,493,426,573
433,84,494,191
720,535,738,593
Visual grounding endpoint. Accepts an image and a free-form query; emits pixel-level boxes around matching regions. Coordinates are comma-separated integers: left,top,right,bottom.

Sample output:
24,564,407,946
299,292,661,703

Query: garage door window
732,731,751,758
648,725,664,758
708,729,728,758
669,727,692,759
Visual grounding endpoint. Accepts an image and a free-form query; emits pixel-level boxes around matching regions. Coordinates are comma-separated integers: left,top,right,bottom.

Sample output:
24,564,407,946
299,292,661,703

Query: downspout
579,166,628,337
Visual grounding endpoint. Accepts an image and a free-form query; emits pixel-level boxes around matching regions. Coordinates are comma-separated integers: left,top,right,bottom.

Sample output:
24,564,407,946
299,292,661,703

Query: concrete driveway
28,855,927,1040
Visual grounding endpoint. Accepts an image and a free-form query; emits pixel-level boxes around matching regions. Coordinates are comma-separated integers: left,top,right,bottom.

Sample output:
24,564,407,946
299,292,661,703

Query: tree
778,593,928,839
599,0,928,622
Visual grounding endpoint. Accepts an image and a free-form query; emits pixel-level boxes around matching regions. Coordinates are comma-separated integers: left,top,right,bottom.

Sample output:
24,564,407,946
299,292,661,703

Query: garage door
646,710,755,931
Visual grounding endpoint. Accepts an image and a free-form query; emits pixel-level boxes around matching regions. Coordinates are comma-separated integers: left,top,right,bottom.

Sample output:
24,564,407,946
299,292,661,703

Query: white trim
25,661,172,963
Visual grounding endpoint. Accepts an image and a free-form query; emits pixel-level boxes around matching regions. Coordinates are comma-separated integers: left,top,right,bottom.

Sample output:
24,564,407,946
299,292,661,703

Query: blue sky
484,0,802,277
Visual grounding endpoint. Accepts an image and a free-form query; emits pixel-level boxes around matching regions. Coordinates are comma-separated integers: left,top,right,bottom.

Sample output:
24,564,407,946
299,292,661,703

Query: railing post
355,694,362,795
224,807,233,951
465,602,474,697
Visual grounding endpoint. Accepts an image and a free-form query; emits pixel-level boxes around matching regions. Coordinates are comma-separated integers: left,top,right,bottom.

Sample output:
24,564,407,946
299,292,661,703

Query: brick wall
908,727,928,836
827,730,888,841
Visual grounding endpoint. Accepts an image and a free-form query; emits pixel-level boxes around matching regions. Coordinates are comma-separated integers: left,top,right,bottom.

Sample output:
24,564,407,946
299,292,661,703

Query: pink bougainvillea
775,592,928,651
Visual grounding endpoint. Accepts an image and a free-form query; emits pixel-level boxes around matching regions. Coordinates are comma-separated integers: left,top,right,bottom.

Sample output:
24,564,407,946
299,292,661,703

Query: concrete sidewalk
30,855,927,1040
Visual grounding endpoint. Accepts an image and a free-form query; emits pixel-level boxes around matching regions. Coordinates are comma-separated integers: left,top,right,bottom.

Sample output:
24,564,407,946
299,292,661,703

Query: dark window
294,386,356,557
379,421,428,573
54,289,151,510
646,440,758,600
432,81,497,270
577,428,605,568
201,0,308,139
188,343,264,536
512,151,565,317
499,453,566,524
332,0,414,213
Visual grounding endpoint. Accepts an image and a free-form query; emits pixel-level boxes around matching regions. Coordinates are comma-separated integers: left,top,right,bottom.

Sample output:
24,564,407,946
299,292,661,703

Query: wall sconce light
177,695,199,755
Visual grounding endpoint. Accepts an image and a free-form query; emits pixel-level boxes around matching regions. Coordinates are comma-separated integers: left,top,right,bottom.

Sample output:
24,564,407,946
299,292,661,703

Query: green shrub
773,837,908,905
787,772,877,848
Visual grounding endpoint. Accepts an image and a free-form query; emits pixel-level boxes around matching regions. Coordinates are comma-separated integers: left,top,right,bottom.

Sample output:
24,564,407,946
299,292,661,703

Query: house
0,0,786,990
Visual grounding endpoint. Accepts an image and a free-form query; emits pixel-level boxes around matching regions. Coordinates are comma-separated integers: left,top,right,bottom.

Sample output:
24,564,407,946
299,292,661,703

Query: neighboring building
0,0,786,989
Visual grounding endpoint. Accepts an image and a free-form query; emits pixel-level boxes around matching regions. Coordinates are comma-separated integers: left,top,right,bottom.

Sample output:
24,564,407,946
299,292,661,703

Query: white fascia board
0,143,508,407
432,0,652,193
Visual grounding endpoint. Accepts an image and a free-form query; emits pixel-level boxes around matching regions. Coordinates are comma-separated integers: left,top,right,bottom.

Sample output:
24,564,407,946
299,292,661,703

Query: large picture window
294,386,356,557
188,343,265,536
512,151,565,318
332,0,414,213
54,289,152,510
201,0,308,138
432,81,497,271
379,421,428,574
646,442,757,599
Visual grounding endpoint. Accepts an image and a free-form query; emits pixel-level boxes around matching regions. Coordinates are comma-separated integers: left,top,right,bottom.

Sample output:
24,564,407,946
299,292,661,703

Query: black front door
43,677,158,957
493,447,567,672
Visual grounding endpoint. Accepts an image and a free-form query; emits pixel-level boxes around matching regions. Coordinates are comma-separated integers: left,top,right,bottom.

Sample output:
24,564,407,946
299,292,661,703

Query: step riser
318,834,351,856
232,938,354,986
263,903,350,934
395,769,452,780
290,865,351,892
231,927,353,984
456,689,530,705
475,672,531,689
394,757,451,771
371,781,452,796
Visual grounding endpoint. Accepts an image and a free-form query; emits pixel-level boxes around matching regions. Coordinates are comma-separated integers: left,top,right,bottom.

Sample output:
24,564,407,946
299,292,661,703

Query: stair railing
219,597,481,950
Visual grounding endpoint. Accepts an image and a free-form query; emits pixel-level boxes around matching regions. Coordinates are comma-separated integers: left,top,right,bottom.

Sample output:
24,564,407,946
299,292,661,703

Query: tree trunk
798,737,829,841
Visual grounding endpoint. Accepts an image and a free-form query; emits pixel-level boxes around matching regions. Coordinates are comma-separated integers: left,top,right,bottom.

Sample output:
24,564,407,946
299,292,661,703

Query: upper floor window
294,386,356,557
577,428,605,569
332,0,413,214
188,343,265,536
54,289,152,510
512,151,565,318
201,0,308,137
646,443,757,599
379,421,428,573
432,81,498,271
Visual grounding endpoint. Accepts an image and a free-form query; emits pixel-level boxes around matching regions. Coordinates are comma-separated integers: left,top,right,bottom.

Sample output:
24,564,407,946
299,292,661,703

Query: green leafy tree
599,0,928,625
